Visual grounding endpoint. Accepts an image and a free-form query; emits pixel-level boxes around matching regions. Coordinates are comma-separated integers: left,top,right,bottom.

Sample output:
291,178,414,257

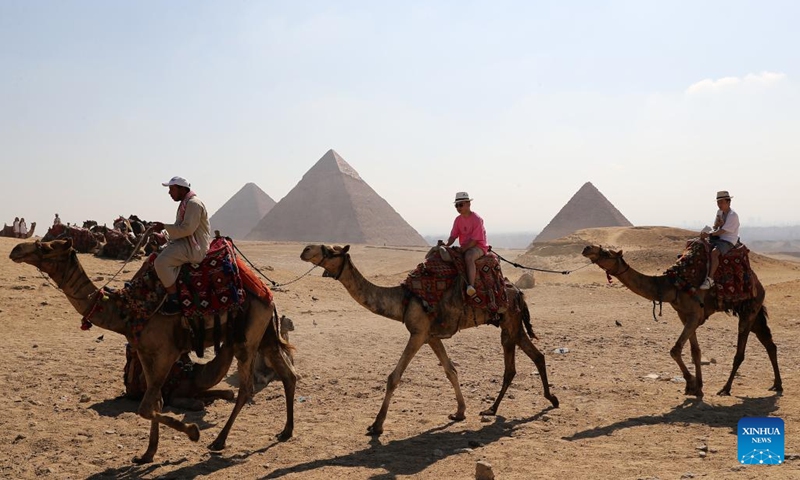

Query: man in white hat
699,190,739,290
443,191,488,297
151,176,211,314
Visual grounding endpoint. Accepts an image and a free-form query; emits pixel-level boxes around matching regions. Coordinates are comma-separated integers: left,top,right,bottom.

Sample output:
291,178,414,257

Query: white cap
162,176,191,188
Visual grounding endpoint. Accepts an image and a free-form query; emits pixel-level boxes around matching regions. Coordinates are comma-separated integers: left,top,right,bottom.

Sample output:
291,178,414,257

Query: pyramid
532,182,632,243
246,149,428,246
209,183,276,239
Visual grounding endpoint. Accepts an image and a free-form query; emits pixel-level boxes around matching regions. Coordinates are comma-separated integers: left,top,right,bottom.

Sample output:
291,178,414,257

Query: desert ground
1,227,799,479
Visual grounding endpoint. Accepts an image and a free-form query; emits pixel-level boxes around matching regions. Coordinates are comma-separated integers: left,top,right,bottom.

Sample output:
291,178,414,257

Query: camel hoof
548,395,560,408
716,389,731,396
187,424,200,442
132,455,153,464
276,430,293,442
448,413,466,422
769,385,783,393
479,408,497,417
366,424,383,436
208,440,226,452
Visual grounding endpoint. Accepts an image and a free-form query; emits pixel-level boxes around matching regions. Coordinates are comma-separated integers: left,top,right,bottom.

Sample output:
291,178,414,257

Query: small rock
644,373,660,380
297,396,307,403
698,451,707,458
696,444,708,452
94,276,104,281
312,296,319,301
96,335,104,342
553,347,570,354
476,460,495,480
454,448,474,454
104,430,116,435
671,377,686,383
79,394,91,403
615,320,622,326
480,416,492,423
40,301,49,306
680,473,695,479
12,434,26,444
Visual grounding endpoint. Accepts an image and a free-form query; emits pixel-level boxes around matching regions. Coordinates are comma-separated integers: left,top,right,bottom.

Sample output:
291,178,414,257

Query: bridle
318,245,350,281
589,248,630,283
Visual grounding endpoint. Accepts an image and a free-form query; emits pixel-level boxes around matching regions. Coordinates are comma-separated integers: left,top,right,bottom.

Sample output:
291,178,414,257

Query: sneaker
160,298,182,316
466,285,477,296
699,277,714,290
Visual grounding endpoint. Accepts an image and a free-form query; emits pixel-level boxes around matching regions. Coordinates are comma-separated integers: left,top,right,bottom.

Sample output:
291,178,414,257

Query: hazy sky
3,1,799,236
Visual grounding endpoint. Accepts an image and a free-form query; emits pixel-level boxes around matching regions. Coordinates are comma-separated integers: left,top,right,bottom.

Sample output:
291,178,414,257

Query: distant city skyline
2,1,799,236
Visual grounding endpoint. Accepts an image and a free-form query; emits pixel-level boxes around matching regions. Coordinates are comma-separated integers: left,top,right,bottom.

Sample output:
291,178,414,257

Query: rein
490,247,591,275
318,246,349,280
231,241,318,289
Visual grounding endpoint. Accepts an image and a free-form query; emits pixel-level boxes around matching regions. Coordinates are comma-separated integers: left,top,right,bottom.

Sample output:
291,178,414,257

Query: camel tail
518,291,537,339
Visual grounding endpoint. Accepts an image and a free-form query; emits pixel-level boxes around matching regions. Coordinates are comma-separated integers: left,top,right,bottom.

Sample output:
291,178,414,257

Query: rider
151,176,211,315
443,191,488,297
699,190,739,290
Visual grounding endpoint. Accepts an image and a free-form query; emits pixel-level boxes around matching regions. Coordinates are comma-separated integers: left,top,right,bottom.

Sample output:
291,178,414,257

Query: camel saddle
664,238,758,310
107,237,272,355
403,246,509,315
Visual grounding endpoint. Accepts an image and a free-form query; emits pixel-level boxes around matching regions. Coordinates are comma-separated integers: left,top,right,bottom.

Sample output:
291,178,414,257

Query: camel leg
688,333,703,395
717,313,756,396
427,338,466,421
669,315,703,397
262,344,297,441
368,333,427,436
750,308,782,393
209,355,255,451
133,353,200,464
516,330,559,409
481,328,517,416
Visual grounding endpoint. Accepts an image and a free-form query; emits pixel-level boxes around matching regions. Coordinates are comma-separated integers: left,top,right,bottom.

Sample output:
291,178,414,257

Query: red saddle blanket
403,246,509,313
664,239,758,308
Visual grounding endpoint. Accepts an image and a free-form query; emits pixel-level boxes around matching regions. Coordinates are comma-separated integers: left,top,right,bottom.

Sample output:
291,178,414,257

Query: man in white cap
151,176,211,314
443,191,488,296
699,190,739,290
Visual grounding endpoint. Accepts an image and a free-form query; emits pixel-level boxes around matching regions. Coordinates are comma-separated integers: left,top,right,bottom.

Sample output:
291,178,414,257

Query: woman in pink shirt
444,192,488,296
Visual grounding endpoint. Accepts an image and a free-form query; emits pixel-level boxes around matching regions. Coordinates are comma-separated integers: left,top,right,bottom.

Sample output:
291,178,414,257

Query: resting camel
10,239,297,463
300,244,558,435
1,221,36,238
582,245,781,398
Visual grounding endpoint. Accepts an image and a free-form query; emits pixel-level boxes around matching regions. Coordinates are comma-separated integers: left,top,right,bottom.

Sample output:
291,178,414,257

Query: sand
1,229,799,479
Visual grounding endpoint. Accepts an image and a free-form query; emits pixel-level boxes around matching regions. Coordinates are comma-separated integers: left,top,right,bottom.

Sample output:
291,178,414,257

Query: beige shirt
165,196,211,263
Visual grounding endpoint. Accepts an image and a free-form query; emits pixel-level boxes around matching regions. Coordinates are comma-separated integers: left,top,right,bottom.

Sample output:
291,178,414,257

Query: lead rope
230,242,317,289
489,247,593,275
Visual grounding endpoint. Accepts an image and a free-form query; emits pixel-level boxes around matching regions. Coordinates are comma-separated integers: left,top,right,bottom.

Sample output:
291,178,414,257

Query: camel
300,244,558,435
582,244,781,398
10,239,297,463
1,221,36,238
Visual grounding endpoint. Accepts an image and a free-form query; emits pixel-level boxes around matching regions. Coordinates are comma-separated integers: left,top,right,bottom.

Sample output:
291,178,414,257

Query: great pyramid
246,149,428,246
532,182,632,243
209,183,276,239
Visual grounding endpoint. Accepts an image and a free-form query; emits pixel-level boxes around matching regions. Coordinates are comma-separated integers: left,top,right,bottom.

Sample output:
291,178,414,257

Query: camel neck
612,265,676,304
335,256,407,322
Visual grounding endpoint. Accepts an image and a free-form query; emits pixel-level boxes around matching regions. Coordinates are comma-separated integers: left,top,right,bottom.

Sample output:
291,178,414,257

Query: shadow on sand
84,407,555,480
563,394,780,442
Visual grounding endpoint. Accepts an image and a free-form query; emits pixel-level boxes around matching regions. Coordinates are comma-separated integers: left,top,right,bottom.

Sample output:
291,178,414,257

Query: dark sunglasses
455,202,466,208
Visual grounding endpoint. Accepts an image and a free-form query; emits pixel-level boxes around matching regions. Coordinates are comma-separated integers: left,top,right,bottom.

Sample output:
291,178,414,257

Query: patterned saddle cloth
664,239,758,308
44,224,103,253
403,246,509,313
105,237,262,347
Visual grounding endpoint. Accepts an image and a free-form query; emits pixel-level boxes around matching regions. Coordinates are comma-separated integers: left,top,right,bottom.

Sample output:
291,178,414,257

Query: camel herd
8,238,783,465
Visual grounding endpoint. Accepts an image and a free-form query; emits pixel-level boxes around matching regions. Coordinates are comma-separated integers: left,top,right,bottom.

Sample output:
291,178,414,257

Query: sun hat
162,176,191,188
454,192,473,203
716,190,732,200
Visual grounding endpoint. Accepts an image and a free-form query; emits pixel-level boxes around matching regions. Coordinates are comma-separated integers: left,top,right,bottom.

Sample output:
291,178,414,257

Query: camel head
9,239,74,269
300,244,350,279
581,245,628,275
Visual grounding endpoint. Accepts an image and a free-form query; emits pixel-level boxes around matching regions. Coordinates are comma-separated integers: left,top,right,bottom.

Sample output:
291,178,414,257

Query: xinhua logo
738,417,784,465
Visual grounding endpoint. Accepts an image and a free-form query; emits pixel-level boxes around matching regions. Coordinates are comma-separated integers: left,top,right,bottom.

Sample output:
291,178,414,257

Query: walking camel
300,244,558,436
582,244,781,398
10,239,297,463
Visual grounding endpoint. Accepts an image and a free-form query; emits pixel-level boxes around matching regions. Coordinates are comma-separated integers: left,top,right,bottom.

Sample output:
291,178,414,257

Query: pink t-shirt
450,212,488,254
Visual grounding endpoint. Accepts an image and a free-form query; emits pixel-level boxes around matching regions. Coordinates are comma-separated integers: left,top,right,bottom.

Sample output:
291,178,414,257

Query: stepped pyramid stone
209,183,276,239
246,149,428,246
533,182,632,243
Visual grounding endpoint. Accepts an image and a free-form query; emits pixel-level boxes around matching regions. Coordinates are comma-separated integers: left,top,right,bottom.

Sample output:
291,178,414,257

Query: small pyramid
209,183,276,239
246,149,428,246
533,182,632,243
